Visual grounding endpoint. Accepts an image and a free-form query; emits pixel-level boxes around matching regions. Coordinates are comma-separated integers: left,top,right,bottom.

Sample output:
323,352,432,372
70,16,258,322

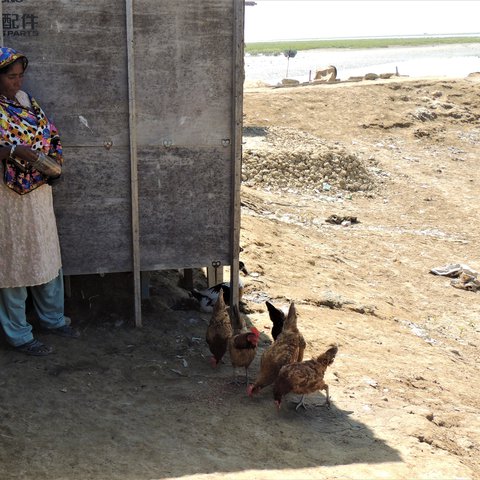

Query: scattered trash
451,272,480,292
363,377,378,388
401,319,437,344
325,214,359,226
430,263,477,277
242,291,270,304
412,108,437,122
430,263,480,292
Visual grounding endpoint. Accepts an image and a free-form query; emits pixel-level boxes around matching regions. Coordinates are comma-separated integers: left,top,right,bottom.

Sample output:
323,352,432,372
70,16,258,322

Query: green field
245,36,480,55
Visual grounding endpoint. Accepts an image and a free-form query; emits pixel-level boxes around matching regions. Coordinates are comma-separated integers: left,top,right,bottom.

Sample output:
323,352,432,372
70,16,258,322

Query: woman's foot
47,325,80,338
15,339,54,356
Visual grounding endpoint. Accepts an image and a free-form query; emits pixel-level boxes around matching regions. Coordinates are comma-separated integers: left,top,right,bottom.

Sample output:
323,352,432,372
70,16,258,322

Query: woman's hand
10,145,39,165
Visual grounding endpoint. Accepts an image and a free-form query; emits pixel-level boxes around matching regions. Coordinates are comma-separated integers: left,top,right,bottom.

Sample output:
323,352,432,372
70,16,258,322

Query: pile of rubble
242,126,375,194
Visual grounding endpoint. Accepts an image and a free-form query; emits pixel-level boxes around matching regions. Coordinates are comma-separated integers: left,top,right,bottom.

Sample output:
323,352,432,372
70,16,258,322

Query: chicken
228,326,260,384
247,302,306,397
273,344,338,411
205,288,233,367
192,261,249,313
265,300,285,340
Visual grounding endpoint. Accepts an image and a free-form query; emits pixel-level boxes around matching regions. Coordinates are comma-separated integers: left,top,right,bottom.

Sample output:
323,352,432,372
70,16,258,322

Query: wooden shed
1,0,245,325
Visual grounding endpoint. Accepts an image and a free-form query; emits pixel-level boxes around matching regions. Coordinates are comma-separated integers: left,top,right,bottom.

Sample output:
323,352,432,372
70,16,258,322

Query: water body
244,43,480,85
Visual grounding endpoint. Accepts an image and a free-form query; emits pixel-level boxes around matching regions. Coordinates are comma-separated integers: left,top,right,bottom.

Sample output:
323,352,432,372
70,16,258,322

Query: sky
244,1,480,42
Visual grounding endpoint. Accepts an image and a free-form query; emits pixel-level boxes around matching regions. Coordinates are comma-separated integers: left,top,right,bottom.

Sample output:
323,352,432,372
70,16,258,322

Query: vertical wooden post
207,263,224,287
182,269,194,290
125,0,142,327
229,0,245,311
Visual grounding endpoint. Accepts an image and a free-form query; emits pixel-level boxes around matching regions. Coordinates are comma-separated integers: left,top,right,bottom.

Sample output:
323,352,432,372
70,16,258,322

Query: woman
0,46,79,356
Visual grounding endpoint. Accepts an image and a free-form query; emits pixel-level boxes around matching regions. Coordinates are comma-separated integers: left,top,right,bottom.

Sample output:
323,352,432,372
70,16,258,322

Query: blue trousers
0,271,66,347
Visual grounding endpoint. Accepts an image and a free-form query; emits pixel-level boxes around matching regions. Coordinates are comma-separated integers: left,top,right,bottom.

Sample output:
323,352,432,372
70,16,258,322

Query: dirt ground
1,75,479,480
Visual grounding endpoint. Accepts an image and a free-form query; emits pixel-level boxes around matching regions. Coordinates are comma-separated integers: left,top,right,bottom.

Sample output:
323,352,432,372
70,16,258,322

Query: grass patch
245,37,480,55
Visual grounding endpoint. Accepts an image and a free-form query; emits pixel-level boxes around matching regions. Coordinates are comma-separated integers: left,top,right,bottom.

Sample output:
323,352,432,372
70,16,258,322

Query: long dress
0,91,62,288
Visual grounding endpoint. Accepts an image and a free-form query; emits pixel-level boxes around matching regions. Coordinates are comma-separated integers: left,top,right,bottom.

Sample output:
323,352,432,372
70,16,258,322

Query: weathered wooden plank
133,0,234,147
227,0,245,308
138,146,231,270
52,147,132,275
126,0,142,326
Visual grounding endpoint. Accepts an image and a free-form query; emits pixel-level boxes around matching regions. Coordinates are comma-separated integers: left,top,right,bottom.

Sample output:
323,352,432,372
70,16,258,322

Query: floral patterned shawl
1,93,64,194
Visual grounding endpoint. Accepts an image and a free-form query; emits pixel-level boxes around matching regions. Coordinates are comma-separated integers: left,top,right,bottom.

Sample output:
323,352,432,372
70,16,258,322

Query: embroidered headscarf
0,46,28,71
0,46,63,195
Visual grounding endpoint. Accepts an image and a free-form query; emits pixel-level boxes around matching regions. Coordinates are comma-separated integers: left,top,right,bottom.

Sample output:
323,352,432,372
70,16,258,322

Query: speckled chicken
205,288,233,367
247,302,306,397
273,344,338,411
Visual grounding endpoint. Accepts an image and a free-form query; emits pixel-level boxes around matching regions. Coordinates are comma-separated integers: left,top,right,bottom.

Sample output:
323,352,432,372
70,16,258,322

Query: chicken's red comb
250,326,260,336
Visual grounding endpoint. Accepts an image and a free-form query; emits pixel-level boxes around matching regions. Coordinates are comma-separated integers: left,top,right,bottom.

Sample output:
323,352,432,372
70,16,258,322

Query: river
244,43,480,85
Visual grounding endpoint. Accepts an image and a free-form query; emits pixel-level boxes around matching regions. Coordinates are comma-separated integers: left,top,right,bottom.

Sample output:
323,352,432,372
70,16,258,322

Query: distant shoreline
245,36,480,55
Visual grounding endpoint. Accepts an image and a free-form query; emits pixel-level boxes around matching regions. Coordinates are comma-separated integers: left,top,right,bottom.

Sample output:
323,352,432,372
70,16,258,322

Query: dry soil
1,75,479,480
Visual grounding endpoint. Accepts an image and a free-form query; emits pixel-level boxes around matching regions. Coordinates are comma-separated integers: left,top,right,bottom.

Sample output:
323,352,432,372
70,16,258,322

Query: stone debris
242,126,375,194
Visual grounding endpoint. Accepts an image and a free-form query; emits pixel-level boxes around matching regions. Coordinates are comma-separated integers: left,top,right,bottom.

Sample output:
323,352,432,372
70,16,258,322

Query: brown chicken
273,344,338,411
205,288,233,367
228,326,260,384
247,302,306,397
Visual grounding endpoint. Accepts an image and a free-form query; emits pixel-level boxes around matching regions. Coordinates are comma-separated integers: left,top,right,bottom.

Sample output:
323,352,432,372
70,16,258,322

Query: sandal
15,339,53,356
47,325,80,339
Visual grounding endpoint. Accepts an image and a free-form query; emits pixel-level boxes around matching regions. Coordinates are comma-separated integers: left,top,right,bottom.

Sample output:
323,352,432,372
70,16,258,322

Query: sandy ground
1,75,479,480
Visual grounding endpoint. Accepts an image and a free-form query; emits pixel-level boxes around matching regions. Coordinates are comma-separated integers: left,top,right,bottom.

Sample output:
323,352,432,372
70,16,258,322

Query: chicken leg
294,385,331,411
295,394,307,411
229,366,250,385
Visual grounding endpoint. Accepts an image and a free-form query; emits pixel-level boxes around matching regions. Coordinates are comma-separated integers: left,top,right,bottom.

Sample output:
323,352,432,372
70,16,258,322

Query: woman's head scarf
0,47,28,72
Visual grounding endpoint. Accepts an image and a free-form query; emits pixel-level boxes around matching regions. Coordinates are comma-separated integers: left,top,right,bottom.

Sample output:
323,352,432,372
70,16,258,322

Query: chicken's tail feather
213,288,226,314
266,301,286,326
318,344,338,366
